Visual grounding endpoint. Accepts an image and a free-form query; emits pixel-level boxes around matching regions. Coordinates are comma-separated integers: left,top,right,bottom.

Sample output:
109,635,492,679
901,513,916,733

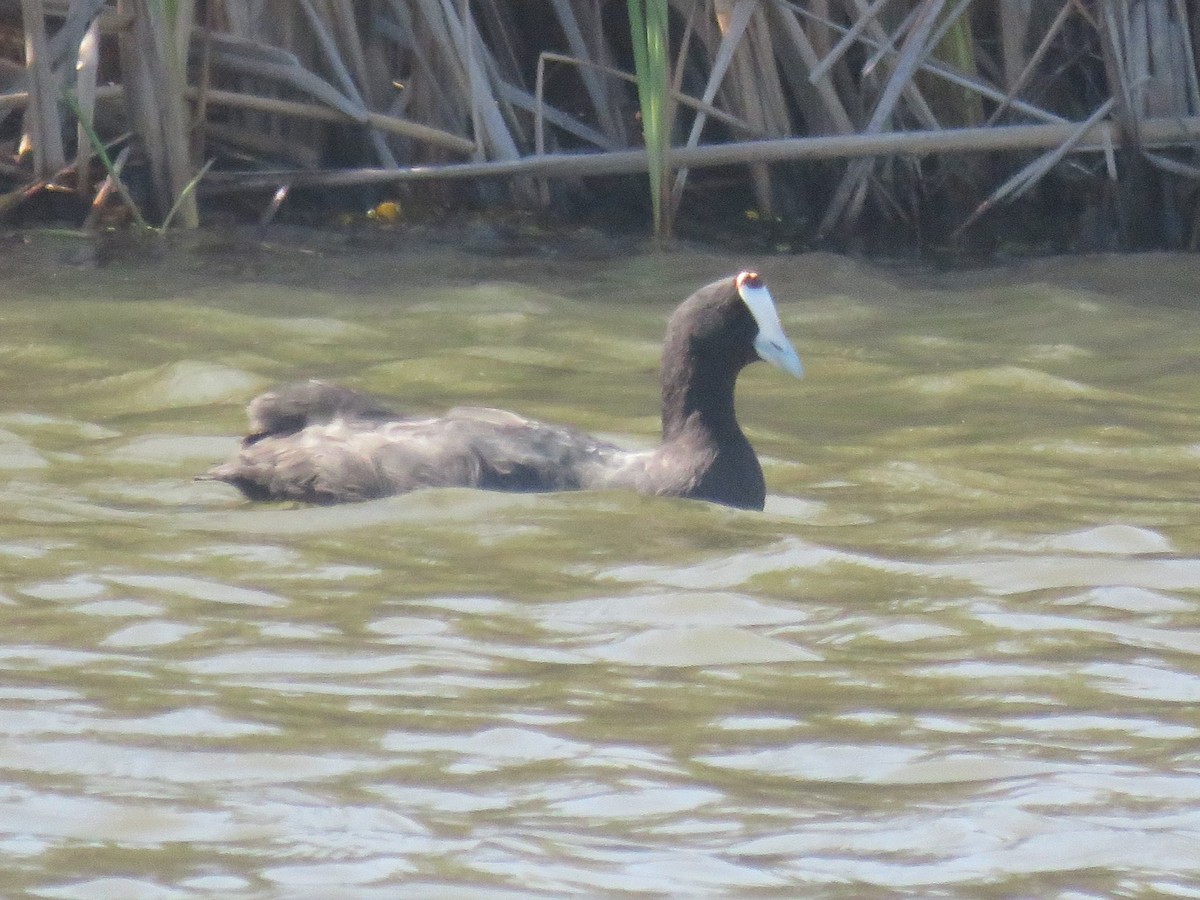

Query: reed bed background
3,0,1200,253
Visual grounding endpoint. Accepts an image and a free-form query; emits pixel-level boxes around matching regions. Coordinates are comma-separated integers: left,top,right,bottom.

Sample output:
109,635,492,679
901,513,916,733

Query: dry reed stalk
1146,150,1200,179
206,35,368,121
806,0,834,57
258,184,289,226
469,0,533,149
297,0,396,166
954,95,1117,236
809,0,894,83
714,0,794,215
469,0,522,85
849,0,939,128
201,114,1200,192
0,81,123,112
501,77,616,150
765,0,854,136
298,1,368,109
82,142,134,229
0,0,102,133
116,0,199,226
381,0,473,163
199,29,309,67
664,0,754,218
404,0,478,148
818,0,948,237
219,0,256,38
4,0,1195,247
645,0,793,226
1098,0,1160,245
205,121,322,168
1170,0,1200,112
167,0,199,227
20,0,67,177
417,0,539,201
376,0,470,156
191,2,220,165
338,5,396,160
44,0,110,62
789,0,1065,124
324,0,374,105
924,0,982,126
859,3,914,80
1100,2,1139,135
209,4,339,168
534,51,758,147
532,41,767,204
1133,0,1193,118
998,0,1033,91
1187,0,1200,112
0,179,45,215
547,0,626,142
73,17,99,193
985,0,1075,126
182,86,475,154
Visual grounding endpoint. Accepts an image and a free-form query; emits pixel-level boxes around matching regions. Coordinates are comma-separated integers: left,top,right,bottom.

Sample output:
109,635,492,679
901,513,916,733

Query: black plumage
200,272,802,510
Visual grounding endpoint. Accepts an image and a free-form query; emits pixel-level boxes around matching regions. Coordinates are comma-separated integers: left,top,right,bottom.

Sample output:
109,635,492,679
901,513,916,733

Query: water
1,236,1199,897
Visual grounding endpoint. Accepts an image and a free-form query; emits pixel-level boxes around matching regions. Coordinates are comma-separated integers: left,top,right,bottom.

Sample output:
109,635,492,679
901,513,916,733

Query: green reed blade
627,0,671,238
62,89,151,230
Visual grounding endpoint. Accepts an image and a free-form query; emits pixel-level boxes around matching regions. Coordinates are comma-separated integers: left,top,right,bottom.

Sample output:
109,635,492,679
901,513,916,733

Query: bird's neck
660,353,742,444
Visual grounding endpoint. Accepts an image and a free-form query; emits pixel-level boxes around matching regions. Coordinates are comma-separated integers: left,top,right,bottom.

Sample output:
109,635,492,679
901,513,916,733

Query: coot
200,271,802,510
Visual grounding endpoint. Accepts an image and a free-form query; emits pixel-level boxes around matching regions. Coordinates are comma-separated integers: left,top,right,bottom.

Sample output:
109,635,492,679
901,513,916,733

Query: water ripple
4,248,1200,896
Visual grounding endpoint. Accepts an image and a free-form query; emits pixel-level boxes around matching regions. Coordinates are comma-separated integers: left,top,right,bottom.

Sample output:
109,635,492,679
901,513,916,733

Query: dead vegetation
2,0,1200,253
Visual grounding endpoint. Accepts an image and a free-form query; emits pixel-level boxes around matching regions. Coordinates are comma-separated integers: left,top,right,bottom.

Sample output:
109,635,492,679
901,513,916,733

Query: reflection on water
1,240,1199,896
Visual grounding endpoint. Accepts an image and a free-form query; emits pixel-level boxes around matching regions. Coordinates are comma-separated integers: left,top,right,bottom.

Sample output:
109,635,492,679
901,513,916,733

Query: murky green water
2,237,1199,897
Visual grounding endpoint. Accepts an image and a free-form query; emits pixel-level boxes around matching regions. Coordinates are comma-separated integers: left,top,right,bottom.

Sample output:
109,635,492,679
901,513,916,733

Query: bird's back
203,404,626,504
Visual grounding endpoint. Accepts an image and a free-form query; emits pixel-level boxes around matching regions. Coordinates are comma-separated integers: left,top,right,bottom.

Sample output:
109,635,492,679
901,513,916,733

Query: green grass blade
161,157,216,231
62,89,151,230
627,0,671,238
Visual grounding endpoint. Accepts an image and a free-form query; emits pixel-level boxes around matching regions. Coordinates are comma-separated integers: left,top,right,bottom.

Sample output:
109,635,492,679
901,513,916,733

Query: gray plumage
199,272,802,510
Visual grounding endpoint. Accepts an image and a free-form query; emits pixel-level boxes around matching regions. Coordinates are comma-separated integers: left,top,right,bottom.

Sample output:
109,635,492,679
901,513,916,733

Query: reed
115,0,198,225
1,0,1199,250
65,87,150,228
627,0,671,238
19,0,65,176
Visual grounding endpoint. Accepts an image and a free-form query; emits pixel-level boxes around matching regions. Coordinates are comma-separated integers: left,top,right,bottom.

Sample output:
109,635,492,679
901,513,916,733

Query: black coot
200,271,803,510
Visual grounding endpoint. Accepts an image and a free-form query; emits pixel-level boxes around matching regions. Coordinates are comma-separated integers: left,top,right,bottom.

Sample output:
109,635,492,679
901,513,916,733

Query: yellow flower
367,201,402,222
